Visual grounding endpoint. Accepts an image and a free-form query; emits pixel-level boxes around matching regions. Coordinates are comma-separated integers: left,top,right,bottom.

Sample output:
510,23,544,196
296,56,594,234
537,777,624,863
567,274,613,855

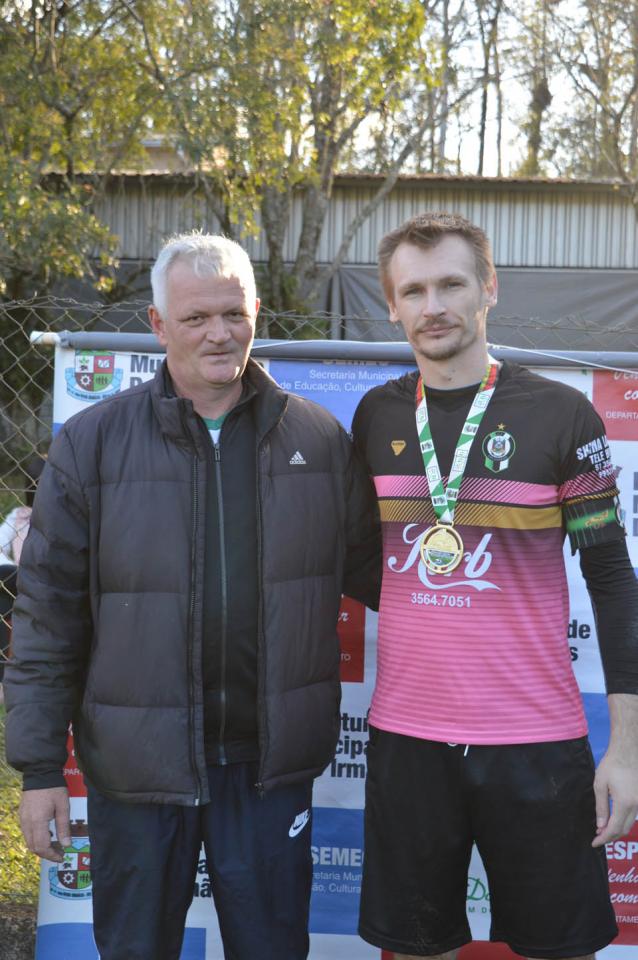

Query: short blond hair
378,212,495,300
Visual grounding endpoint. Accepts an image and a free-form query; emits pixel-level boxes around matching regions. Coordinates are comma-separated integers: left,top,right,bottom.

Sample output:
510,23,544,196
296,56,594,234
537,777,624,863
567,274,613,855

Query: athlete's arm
581,539,638,692
592,695,638,847
580,540,638,846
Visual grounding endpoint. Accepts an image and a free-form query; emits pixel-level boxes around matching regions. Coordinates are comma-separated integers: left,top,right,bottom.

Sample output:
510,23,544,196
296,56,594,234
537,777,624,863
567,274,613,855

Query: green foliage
131,0,426,304
0,0,431,308
0,0,155,298
0,709,39,904
0,164,117,299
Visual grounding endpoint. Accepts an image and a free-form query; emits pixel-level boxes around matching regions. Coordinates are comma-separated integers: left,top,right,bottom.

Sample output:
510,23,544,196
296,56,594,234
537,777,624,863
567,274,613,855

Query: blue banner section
583,691,610,765
36,923,206,959
269,359,415,431
309,807,364,935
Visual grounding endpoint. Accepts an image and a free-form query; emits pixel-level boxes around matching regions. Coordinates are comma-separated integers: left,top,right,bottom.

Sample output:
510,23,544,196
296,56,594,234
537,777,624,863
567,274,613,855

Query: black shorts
359,728,618,958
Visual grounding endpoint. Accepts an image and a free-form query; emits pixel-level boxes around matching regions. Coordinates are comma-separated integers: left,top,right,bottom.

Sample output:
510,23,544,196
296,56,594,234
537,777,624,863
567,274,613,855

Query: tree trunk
494,42,503,175
292,183,331,305
437,0,451,172
525,77,551,174
260,184,291,313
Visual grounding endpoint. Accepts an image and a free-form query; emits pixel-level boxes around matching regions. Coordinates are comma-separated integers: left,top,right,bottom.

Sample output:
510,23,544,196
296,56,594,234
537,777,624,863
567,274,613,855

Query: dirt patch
0,901,37,960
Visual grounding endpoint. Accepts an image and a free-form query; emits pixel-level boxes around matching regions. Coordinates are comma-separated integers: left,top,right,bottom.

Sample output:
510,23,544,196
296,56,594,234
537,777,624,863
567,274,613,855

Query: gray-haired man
5,233,379,960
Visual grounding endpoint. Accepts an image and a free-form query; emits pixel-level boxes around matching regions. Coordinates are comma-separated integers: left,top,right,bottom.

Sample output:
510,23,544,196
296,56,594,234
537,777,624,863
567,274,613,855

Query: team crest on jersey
65,350,123,402
49,838,92,900
483,427,516,473
391,440,407,456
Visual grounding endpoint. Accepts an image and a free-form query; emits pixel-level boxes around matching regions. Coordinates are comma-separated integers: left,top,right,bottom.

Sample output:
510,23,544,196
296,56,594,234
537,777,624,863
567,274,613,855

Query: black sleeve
558,392,624,554
342,440,382,612
0,563,17,683
580,539,638,695
3,426,93,789
342,396,382,611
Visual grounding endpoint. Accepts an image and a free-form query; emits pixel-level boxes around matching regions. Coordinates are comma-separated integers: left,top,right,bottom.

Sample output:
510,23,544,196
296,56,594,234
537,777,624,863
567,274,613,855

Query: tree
125,0,427,310
506,0,558,177
0,0,160,300
475,0,502,175
546,0,638,190
362,0,483,176
0,0,164,489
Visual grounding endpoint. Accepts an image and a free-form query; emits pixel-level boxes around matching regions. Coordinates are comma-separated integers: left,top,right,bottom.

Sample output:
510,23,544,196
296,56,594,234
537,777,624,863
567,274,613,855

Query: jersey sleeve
351,390,375,470
558,393,625,553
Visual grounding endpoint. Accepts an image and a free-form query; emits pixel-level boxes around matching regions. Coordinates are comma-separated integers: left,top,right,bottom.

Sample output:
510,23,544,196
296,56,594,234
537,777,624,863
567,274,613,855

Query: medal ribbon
415,362,499,525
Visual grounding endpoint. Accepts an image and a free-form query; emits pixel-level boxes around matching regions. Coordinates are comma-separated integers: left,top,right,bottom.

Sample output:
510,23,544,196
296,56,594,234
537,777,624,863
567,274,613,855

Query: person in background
0,455,45,687
4,232,379,960
353,211,638,960
0,455,46,566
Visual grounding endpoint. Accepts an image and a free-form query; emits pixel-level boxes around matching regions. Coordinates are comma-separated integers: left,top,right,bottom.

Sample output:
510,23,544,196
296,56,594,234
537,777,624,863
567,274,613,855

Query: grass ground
0,704,40,904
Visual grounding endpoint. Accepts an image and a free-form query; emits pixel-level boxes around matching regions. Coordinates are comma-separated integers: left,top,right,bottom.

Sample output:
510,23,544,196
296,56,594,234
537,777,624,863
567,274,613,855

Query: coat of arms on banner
65,350,123,402
49,822,92,901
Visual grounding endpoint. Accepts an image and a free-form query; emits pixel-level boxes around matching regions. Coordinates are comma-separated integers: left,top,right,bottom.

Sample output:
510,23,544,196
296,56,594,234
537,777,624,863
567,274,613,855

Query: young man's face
149,260,259,398
386,235,497,364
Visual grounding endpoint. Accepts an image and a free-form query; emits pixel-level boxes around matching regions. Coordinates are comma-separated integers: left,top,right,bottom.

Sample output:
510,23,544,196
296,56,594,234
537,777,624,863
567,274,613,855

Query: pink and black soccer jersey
352,361,625,745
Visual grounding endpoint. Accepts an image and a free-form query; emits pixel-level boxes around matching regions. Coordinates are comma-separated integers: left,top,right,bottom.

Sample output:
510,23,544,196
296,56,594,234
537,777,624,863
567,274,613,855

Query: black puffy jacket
4,359,379,804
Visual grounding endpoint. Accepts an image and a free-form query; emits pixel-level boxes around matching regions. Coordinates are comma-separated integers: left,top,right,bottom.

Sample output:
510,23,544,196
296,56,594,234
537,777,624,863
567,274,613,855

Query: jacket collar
150,357,288,453
243,358,288,441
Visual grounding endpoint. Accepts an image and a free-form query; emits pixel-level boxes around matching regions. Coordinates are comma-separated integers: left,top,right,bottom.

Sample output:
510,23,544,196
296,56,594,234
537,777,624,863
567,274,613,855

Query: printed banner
35,348,638,959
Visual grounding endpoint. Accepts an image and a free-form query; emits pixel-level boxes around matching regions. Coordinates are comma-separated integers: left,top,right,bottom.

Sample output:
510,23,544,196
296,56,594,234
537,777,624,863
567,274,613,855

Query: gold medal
420,523,465,574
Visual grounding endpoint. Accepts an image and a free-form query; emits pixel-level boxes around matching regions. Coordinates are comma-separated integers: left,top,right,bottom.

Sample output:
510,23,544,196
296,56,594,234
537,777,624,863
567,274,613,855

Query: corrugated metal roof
99,170,626,190
93,175,638,268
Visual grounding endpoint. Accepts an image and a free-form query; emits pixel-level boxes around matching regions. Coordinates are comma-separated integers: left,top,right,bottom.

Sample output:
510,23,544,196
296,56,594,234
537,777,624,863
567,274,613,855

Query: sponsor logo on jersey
391,440,406,456
65,350,123,402
575,434,614,476
389,526,500,592
482,426,515,473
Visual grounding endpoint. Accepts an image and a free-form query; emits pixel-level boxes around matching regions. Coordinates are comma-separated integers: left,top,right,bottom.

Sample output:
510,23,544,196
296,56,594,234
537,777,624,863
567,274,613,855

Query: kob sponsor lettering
389,526,499,592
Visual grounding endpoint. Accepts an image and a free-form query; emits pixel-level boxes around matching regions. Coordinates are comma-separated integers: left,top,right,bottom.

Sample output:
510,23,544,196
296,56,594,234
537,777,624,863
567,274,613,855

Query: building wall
95,175,638,269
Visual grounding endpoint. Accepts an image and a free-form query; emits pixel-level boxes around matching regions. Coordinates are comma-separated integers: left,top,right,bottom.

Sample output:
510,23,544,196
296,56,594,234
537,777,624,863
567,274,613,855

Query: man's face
149,260,259,397
386,236,497,363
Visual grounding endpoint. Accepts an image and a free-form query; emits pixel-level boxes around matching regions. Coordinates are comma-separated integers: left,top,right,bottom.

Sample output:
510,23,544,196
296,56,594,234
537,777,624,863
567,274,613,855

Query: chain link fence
1,296,637,789
0,297,638,680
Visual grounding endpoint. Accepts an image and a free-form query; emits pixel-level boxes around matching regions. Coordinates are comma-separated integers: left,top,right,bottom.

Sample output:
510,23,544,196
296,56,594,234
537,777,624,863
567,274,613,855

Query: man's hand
19,786,71,862
592,694,638,848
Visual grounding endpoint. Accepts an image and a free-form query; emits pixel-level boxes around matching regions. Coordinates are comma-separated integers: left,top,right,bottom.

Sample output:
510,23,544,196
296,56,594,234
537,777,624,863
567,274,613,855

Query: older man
5,232,379,960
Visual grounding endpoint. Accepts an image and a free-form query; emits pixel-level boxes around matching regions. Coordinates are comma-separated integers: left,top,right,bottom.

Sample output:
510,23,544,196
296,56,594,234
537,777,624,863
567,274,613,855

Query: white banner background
35,348,638,960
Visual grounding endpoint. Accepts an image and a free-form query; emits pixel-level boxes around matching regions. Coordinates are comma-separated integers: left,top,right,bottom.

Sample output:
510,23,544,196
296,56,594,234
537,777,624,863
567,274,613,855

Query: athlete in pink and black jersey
353,212,638,960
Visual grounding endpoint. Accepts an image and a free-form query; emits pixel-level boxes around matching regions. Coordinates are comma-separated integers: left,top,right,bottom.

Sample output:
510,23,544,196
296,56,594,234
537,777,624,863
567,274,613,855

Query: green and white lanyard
415,360,499,573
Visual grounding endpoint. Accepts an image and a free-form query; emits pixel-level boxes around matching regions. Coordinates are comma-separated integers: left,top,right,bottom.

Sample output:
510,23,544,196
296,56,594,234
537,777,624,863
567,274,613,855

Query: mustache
415,320,456,334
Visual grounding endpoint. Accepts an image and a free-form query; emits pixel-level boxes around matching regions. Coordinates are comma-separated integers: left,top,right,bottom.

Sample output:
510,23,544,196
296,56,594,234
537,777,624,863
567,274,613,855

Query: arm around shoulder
342,400,382,610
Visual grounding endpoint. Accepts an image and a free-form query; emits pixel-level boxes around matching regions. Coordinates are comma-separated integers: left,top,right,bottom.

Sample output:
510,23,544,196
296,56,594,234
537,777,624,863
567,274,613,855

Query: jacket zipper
214,442,228,765
189,454,202,804
254,399,288,794
254,438,265,796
